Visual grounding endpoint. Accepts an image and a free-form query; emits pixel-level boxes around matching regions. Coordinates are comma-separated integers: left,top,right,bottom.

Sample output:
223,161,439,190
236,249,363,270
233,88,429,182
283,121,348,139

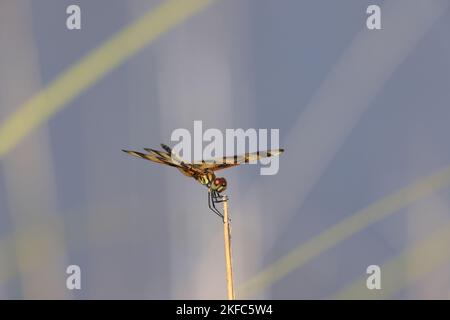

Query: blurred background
1,0,450,299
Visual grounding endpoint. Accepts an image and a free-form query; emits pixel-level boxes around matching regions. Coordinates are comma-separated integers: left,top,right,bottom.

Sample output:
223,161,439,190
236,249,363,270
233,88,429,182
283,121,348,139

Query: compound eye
222,180,227,186
214,178,221,186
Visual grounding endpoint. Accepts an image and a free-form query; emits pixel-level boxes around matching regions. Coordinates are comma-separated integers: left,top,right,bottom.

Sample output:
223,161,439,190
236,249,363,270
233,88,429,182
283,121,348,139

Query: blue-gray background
1,0,450,299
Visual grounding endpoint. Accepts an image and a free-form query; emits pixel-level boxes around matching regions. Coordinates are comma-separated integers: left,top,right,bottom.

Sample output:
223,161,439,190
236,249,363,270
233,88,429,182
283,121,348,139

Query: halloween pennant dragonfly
122,144,284,218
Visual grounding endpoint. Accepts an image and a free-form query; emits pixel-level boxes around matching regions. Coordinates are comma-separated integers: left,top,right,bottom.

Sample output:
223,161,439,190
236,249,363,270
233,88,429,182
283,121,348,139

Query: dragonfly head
211,177,227,193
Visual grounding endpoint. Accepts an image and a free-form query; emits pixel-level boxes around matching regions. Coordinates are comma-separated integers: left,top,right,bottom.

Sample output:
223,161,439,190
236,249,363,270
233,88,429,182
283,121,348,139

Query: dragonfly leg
212,191,231,223
212,191,228,203
208,191,224,219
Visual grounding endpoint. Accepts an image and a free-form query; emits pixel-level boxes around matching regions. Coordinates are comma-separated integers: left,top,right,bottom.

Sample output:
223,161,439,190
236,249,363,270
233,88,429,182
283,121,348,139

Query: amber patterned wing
122,144,206,178
194,149,284,172
122,149,179,167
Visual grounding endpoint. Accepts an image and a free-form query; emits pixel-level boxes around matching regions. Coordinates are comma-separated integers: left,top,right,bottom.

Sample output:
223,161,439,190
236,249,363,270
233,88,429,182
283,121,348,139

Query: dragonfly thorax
197,172,227,193
198,171,215,186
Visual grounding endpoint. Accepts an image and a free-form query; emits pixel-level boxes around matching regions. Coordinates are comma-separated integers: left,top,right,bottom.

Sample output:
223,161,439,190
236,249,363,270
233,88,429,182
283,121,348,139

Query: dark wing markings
122,150,180,168
123,148,206,177
195,149,284,172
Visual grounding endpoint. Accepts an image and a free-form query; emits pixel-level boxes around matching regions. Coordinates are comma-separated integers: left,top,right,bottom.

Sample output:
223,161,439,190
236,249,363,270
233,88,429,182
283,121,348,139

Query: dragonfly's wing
124,146,206,178
122,149,181,168
196,149,284,172
145,144,185,166
154,144,197,177
144,146,172,161
143,146,203,174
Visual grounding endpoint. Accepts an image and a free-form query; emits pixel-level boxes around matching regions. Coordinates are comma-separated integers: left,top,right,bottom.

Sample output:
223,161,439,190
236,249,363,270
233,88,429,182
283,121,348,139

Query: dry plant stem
223,198,235,300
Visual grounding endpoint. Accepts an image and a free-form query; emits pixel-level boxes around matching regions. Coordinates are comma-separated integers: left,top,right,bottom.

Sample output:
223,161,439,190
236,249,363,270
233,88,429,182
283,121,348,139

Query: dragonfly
122,144,284,218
